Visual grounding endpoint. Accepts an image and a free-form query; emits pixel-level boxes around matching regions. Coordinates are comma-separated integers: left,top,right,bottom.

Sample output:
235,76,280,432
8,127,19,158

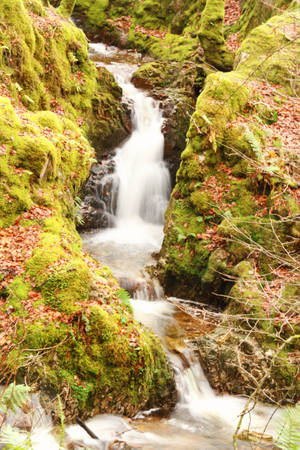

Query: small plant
117,288,132,312
0,383,32,449
275,403,300,450
0,383,30,414
244,126,263,162
74,196,84,226
174,226,196,242
0,424,33,449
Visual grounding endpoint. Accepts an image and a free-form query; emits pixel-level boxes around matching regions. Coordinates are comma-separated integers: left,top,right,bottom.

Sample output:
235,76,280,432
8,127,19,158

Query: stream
6,43,280,450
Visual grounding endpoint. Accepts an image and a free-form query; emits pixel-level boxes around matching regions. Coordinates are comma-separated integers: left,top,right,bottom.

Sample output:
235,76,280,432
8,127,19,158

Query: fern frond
275,403,300,450
244,126,263,162
0,424,29,449
0,383,31,414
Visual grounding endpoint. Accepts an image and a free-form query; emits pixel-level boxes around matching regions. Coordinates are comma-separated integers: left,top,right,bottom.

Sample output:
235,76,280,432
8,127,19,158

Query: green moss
0,97,22,142
24,320,69,349
24,0,45,16
235,12,300,94
201,248,230,291
29,111,64,133
9,303,174,416
134,0,166,30
198,0,233,71
224,180,257,216
148,33,199,62
0,0,175,419
86,0,109,27
57,0,76,18
15,135,59,179
233,0,292,39
178,156,205,181
190,190,213,214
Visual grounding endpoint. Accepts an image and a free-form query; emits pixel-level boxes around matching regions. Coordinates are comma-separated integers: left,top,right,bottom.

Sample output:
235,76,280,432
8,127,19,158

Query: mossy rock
198,0,234,71
0,0,129,155
197,326,299,403
235,11,300,94
232,0,293,39
75,0,204,63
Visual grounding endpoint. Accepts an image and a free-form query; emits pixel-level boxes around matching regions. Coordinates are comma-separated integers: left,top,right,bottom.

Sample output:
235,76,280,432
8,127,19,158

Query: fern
57,396,65,450
74,196,84,226
244,126,263,162
117,288,132,311
275,403,300,450
174,226,186,242
0,424,32,449
0,383,30,414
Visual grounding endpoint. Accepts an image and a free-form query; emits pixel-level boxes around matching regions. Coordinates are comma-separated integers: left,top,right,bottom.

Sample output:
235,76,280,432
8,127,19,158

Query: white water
131,301,281,443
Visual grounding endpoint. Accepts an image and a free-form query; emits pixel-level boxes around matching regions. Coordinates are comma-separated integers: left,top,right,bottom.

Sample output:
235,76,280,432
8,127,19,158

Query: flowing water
4,44,280,450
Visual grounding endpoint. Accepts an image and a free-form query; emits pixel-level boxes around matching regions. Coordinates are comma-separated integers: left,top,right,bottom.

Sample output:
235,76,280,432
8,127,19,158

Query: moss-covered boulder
0,0,175,422
198,0,234,71
159,8,300,300
235,11,300,94
231,0,294,39
197,261,300,403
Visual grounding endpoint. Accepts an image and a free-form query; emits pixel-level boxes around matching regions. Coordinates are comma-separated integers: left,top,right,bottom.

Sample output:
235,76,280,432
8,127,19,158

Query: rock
90,67,133,157
78,160,118,230
198,0,234,71
0,0,175,424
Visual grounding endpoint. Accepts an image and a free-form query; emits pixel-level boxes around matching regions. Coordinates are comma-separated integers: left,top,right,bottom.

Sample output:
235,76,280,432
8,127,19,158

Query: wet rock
159,90,195,184
237,430,273,443
118,277,141,297
78,160,118,230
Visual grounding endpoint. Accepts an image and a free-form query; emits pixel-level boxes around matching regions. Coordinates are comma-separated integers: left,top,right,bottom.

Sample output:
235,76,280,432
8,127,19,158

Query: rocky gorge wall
0,0,175,421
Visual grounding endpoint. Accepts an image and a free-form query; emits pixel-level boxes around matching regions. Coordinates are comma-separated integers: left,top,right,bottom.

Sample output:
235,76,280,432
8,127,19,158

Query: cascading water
78,43,281,449
114,86,170,224
90,43,170,227
82,44,171,286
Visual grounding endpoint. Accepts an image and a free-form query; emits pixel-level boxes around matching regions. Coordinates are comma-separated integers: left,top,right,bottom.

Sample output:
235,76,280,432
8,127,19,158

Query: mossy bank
158,3,300,403
73,0,207,63
0,0,175,421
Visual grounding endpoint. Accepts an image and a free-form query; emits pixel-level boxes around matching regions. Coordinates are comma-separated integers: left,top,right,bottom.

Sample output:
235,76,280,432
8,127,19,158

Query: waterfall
114,93,170,224
89,43,171,229
77,44,282,449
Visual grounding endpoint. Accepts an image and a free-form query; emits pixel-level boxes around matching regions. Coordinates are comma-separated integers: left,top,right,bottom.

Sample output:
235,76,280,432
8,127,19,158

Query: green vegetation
1,0,299,434
157,3,300,404
198,0,233,70
0,0,174,422
57,0,76,17
75,0,206,62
